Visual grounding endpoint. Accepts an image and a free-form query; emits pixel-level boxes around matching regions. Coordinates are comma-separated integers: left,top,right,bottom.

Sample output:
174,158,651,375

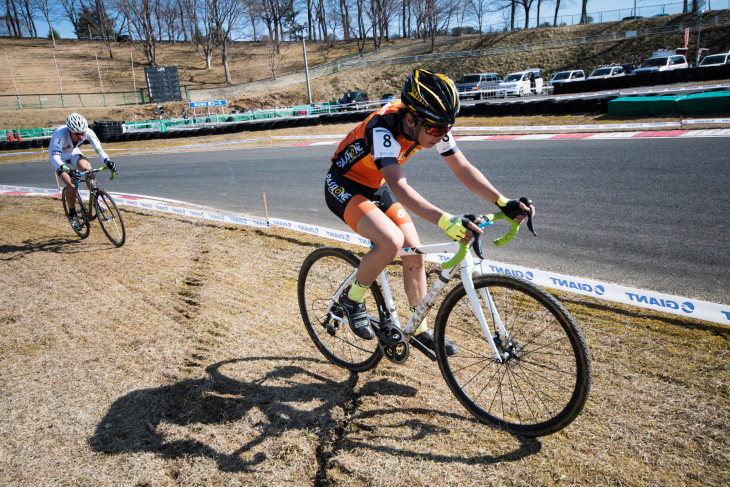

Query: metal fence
516,0,730,30
0,91,145,110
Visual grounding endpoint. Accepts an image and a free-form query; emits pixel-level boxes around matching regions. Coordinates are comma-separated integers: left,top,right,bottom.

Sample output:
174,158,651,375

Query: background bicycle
61,167,126,247
298,212,591,437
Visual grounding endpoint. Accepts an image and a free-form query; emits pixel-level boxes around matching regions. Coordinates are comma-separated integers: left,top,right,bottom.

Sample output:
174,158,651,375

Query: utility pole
302,38,312,105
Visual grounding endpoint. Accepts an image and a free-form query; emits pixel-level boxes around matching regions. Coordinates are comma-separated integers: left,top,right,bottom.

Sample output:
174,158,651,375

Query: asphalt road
1,137,728,304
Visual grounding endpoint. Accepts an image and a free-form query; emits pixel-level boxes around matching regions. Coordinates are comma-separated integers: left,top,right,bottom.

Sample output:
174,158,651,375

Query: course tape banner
2,185,728,326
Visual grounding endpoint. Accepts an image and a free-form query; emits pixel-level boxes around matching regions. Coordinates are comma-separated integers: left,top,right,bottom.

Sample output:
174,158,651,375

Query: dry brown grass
1,195,728,486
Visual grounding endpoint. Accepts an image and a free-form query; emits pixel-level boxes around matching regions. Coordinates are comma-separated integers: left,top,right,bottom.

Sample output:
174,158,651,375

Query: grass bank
1,195,728,485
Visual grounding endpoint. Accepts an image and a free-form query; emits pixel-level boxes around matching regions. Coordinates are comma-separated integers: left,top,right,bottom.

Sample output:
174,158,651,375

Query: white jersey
49,125,109,173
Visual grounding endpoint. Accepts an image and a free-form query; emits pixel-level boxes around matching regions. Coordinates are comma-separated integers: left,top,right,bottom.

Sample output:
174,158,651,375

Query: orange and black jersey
329,101,459,189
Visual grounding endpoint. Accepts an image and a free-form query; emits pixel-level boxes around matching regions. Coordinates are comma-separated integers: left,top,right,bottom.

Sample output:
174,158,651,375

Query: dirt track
0,195,728,486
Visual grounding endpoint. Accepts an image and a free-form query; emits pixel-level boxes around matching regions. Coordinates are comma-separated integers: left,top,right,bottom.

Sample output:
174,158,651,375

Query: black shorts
324,170,412,231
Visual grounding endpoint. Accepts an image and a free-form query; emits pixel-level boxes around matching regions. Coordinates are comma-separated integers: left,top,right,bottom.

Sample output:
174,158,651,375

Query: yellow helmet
400,69,459,126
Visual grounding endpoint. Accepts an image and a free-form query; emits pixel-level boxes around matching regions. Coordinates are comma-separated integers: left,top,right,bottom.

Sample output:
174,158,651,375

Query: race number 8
373,127,399,159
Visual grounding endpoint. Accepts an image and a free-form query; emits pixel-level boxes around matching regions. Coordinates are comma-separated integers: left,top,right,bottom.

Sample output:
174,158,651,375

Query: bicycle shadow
343,407,541,464
0,236,100,261
89,356,398,472
88,356,540,472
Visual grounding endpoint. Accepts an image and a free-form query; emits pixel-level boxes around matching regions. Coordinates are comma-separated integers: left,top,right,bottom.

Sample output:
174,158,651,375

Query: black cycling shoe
68,214,82,230
338,291,374,340
414,330,458,356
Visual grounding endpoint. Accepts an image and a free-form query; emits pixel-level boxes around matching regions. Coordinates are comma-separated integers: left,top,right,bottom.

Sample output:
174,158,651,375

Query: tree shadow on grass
89,356,539,473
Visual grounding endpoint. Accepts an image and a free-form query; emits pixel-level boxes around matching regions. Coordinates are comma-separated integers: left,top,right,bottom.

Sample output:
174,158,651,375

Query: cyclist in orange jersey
325,69,534,354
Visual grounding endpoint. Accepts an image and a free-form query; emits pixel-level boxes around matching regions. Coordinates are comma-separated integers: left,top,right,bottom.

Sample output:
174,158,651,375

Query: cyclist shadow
0,236,99,261
88,356,540,472
88,356,417,472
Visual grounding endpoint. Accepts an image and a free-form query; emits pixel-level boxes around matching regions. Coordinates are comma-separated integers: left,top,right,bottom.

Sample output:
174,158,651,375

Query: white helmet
66,113,88,133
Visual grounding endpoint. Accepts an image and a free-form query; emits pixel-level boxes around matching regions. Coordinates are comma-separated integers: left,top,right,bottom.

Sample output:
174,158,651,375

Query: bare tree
5,0,36,37
21,0,38,36
338,0,351,40
580,0,588,24
516,0,534,29
157,0,182,42
263,35,290,77
31,0,63,46
5,0,24,37
94,0,117,58
120,0,161,64
553,0,561,26
207,0,247,84
259,0,293,53
181,0,216,67
353,0,372,52
412,0,452,51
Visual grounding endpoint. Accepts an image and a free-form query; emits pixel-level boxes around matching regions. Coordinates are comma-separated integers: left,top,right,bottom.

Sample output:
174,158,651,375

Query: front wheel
434,275,591,437
61,187,90,239
298,247,384,372
94,189,126,247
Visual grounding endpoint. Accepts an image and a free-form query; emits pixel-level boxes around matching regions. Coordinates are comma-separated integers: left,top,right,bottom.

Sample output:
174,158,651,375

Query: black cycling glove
497,196,531,220
104,158,117,173
67,168,81,182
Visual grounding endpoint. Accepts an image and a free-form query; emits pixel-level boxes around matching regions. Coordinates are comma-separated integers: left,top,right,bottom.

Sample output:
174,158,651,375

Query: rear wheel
298,247,384,372
61,187,90,239
94,189,126,247
434,275,591,437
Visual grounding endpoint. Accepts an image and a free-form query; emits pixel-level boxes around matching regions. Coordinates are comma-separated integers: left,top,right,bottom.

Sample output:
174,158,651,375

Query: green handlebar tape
486,212,520,246
100,166,116,180
442,243,468,269
440,212,521,270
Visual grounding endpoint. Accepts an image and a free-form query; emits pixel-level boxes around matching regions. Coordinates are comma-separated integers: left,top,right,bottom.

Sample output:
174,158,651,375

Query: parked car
587,64,627,79
550,70,586,85
631,54,688,74
338,91,369,111
497,69,544,97
379,93,396,106
699,52,730,67
455,72,502,99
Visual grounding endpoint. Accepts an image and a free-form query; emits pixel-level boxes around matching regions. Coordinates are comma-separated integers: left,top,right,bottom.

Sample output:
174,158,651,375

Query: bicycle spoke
436,275,590,437
298,248,383,372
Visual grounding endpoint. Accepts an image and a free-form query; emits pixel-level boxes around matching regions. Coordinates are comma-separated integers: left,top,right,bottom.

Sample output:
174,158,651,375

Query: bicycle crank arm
408,336,437,362
375,322,410,364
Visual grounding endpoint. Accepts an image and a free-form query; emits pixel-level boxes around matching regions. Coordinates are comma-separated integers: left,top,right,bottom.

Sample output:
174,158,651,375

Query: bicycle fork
462,261,512,363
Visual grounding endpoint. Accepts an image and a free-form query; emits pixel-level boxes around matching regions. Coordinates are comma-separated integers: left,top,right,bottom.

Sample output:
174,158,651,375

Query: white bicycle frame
327,240,512,362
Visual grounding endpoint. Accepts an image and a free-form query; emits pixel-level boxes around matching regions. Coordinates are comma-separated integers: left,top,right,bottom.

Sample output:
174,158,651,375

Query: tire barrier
92,121,124,142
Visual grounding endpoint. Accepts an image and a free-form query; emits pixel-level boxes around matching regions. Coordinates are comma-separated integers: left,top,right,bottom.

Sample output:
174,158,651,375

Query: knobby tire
94,189,126,247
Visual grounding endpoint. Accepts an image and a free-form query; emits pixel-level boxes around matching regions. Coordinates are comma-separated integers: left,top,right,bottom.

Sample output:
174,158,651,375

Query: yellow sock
410,305,428,335
347,279,369,302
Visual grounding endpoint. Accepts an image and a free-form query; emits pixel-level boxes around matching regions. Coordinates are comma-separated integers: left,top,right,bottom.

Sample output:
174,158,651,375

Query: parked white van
632,54,688,74
497,68,544,97
699,51,730,67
